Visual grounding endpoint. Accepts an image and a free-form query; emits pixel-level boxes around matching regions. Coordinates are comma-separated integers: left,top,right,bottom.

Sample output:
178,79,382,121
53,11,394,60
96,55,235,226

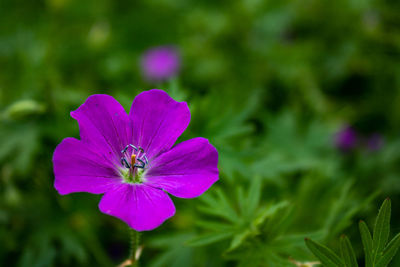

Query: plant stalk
129,228,141,267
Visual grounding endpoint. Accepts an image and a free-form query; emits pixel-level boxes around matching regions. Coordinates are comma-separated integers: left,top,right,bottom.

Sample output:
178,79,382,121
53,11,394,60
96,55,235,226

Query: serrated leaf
195,220,233,232
305,238,343,267
373,198,391,262
198,189,239,223
148,233,194,267
376,233,400,267
228,230,253,251
187,232,232,247
340,235,358,267
359,220,373,267
255,201,289,226
195,178,270,253
245,176,262,216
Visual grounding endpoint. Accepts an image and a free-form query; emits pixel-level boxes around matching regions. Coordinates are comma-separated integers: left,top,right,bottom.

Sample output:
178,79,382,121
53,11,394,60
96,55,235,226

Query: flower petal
98,184,175,231
53,138,122,195
129,89,190,160
144,137,219,198
71,94,131,160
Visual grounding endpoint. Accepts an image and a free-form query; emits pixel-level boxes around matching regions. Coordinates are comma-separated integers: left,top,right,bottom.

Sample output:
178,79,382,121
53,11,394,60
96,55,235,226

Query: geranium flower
366,133,384,151
140,46,180,82
334,125,357,151
53,89,219,231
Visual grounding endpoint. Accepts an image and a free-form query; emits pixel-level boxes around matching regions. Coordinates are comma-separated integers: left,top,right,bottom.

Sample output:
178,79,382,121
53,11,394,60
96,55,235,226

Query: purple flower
335,125,357,151
53,90,219,231
367,133,384,151
140,46,180,82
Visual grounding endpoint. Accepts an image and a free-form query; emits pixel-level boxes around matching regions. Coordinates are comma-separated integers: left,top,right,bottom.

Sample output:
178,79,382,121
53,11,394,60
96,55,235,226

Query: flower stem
129,228,141,267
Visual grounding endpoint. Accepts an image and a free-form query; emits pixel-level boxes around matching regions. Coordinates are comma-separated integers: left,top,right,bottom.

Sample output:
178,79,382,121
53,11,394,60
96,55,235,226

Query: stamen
134,158,145,169
121,158,131,169
120,144,148,170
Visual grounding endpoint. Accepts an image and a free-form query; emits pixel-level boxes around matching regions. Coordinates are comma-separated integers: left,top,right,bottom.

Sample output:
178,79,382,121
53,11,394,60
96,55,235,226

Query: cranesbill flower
53,89,219,231
366,133,384,151
335,125,357,151
140,46,180,82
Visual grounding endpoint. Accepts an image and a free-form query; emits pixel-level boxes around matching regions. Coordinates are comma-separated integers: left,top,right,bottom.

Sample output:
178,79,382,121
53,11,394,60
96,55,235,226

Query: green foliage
340,235,358,267
305,199,400,267
305,238,343,266
372,198,392,263
188,177,289,252
252,112,336,181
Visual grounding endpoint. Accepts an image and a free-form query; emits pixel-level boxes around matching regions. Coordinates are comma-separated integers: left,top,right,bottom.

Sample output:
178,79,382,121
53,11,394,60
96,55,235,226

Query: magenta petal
53,138,121,195
145,137,219,198
71,94,131,159
129,89,190,160
99,184,175,231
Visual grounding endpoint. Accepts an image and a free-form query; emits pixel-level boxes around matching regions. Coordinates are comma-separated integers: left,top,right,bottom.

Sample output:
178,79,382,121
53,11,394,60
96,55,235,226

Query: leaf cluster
305,198,400,267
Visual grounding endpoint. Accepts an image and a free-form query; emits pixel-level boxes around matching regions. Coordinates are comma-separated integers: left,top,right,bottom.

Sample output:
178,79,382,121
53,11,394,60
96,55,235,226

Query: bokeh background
1,0,400,266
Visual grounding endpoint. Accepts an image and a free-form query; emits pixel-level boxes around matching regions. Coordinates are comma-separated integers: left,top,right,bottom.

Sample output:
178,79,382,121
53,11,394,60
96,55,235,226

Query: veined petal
71,94,131,160
53,138,122,195
99,184,175,231
129,89,190,160
145,137,219,198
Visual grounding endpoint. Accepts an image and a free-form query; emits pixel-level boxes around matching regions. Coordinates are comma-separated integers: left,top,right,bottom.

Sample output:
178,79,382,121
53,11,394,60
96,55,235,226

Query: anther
134,158,146,169
121,144,138,154
121,158,131,169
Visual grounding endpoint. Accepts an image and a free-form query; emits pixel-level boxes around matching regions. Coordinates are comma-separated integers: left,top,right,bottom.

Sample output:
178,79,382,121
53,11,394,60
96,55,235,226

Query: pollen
131,154,136,166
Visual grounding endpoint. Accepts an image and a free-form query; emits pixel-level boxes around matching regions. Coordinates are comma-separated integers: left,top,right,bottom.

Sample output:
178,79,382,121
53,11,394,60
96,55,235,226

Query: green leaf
245,176,262,216
373,198,391,262
228,230,253,251
340,235,358,267
305,238,343,267
376,233,400,267
187,232,232,247
359,220,373,267
255,201,289,227
198,188,239,223
195,220,233,232
148,233,195,267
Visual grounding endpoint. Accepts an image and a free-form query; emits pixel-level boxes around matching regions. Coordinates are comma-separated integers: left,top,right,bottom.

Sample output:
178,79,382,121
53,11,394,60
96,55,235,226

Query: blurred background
1,0,400,266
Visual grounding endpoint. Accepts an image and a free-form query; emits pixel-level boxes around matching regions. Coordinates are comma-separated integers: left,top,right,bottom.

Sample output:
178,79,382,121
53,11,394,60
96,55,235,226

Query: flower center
120,144,148,184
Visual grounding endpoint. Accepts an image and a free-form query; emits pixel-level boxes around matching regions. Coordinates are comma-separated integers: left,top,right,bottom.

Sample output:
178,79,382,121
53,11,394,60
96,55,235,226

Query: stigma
131,154,136,166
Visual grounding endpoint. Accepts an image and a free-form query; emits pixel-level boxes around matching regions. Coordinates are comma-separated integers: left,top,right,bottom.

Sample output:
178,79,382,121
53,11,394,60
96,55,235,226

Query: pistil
120,144,148,184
